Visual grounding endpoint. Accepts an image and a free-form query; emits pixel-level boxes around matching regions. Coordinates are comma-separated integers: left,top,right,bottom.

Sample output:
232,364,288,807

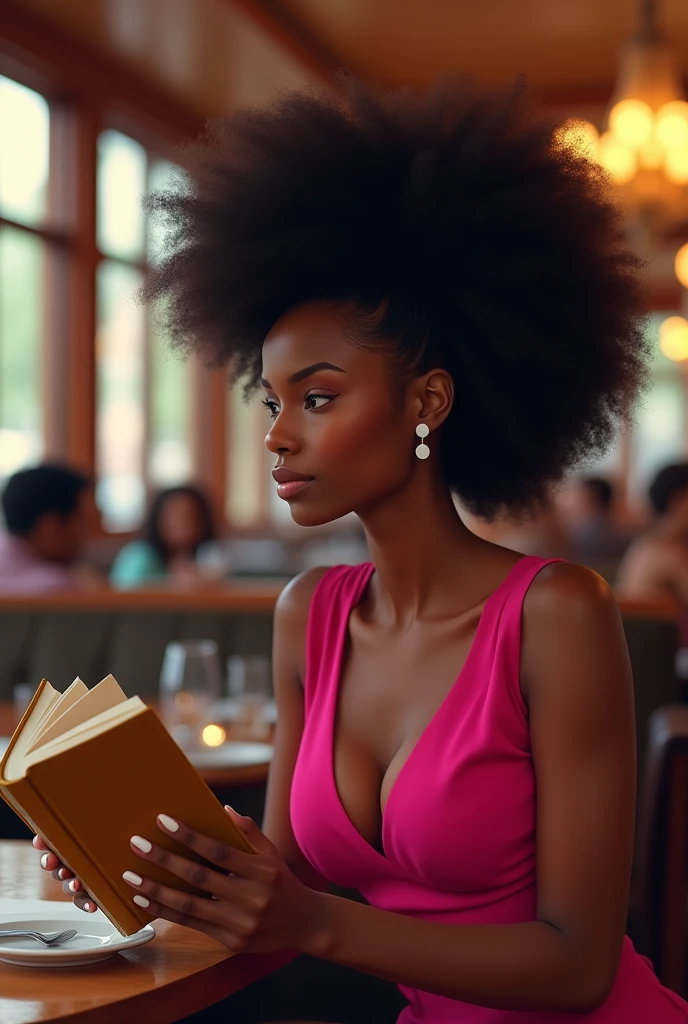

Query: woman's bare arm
261,566,331,892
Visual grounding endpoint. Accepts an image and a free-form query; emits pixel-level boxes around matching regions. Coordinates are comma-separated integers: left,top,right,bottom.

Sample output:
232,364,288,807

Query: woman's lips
272,467,314,499
276,479,314,499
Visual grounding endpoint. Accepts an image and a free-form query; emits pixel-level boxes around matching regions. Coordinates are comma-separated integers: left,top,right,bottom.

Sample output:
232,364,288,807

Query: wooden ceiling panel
280,0,688,97
15,0,311,116
9,0,688,115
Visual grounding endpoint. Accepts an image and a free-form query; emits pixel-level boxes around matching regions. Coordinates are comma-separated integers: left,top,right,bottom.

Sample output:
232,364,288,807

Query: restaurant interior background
2,0,688,994
2,0,688,570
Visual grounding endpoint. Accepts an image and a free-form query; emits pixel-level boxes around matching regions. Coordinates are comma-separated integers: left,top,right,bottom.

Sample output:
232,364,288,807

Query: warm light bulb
639,134,664,170
597,132,637,184
201,723,226,747
608,99,654,148
665,148,688,184
555,119,599,159
659,316,688,361
674,243,688,289
656,101,688,149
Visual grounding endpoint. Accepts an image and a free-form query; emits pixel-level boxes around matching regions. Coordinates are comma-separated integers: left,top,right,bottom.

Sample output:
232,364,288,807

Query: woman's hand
122,806,326,954
32,835,98,912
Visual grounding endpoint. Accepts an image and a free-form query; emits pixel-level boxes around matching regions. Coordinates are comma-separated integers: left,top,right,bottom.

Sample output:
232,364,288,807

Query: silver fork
0,928,77,947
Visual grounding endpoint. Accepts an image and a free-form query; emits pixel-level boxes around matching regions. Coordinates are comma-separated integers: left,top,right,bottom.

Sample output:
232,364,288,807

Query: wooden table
0,841,290,1024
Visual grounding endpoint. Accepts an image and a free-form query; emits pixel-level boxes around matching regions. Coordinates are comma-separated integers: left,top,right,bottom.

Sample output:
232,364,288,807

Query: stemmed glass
226,655,273,740
159,640,222,750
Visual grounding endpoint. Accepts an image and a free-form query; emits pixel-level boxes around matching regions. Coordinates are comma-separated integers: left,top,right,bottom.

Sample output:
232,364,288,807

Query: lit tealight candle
201,723,226,747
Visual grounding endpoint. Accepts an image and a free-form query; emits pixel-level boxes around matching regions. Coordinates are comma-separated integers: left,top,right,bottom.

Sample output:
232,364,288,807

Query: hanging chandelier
563,0,688,231
561,0,688,360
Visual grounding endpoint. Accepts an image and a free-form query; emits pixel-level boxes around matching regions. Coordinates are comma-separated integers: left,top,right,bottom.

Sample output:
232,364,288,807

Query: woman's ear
414,368,454,431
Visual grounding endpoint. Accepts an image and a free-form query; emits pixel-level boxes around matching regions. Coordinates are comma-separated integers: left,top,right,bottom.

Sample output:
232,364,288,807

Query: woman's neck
357,468,500,627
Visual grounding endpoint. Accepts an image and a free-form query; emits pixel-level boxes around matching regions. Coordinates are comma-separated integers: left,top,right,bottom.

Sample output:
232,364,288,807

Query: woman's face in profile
158,493,206,553
262,302,420,528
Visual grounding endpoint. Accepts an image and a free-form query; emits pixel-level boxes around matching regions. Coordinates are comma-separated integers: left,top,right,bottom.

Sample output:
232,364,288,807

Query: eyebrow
260,361,345,389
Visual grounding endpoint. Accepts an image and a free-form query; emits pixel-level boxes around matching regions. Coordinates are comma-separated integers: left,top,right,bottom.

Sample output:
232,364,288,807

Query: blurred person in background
0,463,96,594
110,484,216,589
465,500,572,560
559,476,632,575
616,463,688,609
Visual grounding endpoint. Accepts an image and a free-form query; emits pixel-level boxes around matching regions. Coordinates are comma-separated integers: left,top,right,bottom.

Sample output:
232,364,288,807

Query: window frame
0,5,246,531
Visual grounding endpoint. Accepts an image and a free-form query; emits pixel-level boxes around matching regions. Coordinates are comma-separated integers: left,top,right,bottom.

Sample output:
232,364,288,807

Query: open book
0,676,254,935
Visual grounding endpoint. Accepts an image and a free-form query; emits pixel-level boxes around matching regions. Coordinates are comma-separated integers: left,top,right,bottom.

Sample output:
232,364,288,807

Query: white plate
189,741,273,768
0,916,155,968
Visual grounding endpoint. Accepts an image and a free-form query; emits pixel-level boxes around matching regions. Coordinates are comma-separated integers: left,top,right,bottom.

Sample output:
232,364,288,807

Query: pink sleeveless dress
290,557,688,1023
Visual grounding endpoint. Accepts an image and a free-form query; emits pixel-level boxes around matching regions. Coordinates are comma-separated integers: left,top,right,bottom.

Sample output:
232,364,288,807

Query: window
0,76,50,482
628,313,687,509
95,130,192,529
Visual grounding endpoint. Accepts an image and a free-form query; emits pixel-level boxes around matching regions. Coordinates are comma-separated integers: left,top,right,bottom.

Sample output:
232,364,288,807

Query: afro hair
142,76,650,519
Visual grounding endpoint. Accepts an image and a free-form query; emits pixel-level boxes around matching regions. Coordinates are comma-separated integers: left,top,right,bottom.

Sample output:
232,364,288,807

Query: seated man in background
616,462,688,609
559,476,632,571
0,463,95,594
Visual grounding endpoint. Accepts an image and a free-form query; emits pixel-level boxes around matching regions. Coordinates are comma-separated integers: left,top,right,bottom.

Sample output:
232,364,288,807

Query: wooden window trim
1,1,218,531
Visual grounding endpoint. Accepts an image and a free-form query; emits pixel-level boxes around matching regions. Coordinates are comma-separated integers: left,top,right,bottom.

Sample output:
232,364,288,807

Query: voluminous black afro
142,76,650,519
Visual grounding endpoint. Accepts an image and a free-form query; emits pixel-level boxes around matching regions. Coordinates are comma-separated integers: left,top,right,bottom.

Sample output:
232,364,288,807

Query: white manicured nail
158,814,179,832
40,853,49,869
83,902,93,912
69,879,79,893
133,894,150,908
122,871,143,886
131,835,152,854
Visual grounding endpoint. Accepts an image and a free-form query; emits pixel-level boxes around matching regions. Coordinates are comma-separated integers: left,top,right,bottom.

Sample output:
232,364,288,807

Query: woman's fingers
62,877,97,912
39,850,60,872
127,832,236,900
154,812,269,879
33,835,74,880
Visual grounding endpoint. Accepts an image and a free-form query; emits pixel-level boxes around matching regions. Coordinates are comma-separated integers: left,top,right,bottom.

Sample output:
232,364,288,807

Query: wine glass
226,655,273,740
159,640,223,749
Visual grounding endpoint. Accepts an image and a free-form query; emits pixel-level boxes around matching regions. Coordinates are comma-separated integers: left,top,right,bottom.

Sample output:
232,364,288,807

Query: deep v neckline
327,558,529,862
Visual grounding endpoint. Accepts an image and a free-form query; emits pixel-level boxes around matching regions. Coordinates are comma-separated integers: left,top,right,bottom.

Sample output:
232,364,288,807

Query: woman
36,78,688,1021
110,485,216,588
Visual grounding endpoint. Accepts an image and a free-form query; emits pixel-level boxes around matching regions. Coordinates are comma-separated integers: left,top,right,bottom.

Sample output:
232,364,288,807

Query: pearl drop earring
415,423,430,460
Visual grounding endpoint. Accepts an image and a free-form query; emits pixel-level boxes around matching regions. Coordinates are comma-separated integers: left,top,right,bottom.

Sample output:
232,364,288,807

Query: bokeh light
656,101,688,149
597,132,637,184
609,99,653,148
659,316,688,361
202,724,226,747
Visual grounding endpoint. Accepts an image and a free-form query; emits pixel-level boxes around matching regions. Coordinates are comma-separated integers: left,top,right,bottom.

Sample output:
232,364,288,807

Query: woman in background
110,484,216,589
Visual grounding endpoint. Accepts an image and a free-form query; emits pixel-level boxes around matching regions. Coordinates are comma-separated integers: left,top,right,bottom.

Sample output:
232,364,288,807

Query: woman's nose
264,415,301,456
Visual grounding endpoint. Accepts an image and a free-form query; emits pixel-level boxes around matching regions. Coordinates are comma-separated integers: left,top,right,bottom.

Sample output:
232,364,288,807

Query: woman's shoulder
524,560,615,615
275,565,337,626
275,562,369,630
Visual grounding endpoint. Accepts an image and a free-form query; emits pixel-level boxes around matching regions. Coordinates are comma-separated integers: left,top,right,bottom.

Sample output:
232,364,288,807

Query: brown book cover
0,678,255,935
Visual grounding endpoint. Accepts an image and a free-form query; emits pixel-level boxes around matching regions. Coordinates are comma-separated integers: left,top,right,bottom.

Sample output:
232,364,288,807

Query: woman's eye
261,398,280,418
305,394,335,411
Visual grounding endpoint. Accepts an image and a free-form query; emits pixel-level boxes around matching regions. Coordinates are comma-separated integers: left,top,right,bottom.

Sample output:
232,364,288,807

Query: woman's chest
332,616,481,851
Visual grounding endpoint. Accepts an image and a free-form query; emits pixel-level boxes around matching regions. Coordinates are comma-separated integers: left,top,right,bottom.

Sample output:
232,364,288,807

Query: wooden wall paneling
65,98,99,474
225,0,341,86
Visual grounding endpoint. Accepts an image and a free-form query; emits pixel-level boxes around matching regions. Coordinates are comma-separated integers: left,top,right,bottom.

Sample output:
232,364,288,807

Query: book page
25,678,88,748
0,680,61,783
26,675,128,754
22,697,147,771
